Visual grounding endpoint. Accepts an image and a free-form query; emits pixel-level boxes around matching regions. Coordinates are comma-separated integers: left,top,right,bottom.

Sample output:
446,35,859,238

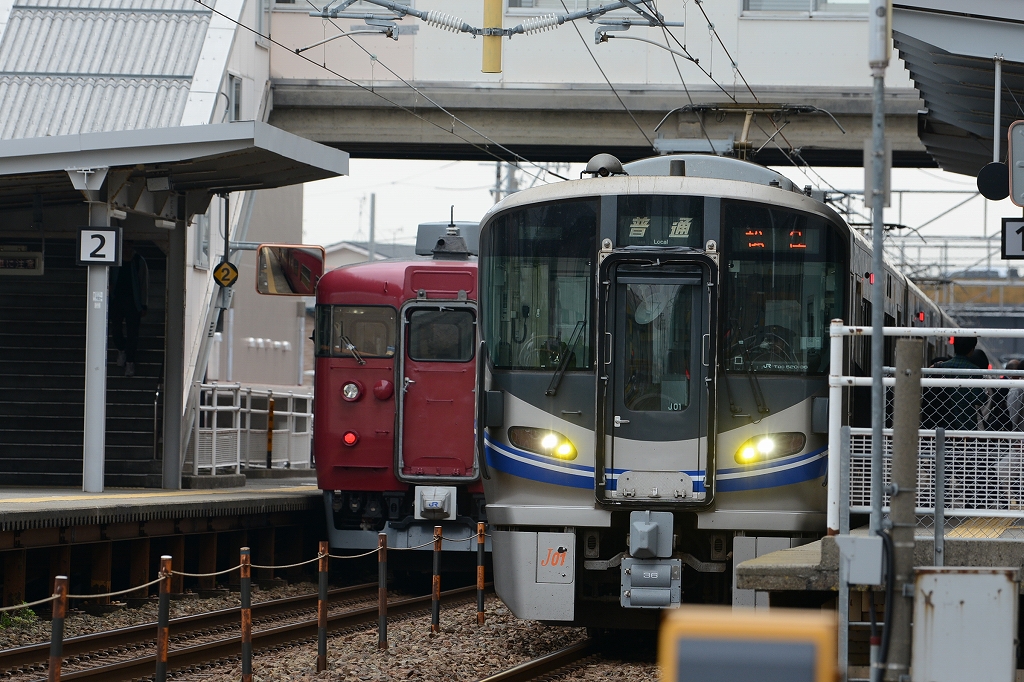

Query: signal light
342,431,359,446
917,311,925,322
869,273,875,284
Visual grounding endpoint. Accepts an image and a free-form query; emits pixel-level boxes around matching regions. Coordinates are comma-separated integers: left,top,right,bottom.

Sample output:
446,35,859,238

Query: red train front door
397,301,477,481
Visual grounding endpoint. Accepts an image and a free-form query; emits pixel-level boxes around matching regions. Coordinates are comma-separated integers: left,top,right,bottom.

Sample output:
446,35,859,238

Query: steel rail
0,583,377,674
476,639,596,682
19,585,483,682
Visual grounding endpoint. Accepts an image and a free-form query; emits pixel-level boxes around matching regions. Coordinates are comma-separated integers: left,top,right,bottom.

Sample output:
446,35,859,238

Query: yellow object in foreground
482,0,501,73
658,605,836,682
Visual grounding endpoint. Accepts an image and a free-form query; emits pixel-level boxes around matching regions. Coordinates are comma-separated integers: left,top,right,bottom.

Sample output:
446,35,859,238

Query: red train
259,224,485,554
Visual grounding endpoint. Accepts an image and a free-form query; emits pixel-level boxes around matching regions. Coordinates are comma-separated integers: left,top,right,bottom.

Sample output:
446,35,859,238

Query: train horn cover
583,153,626,178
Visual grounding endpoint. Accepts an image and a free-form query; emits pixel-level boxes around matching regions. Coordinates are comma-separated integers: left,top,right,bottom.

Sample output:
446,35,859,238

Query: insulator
519,14,560,34
424,9,468,32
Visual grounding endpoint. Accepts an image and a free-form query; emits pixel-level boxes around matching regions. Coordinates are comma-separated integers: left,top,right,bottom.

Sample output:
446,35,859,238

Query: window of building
743,0,866,13
192,213,210,270
228,76,242,122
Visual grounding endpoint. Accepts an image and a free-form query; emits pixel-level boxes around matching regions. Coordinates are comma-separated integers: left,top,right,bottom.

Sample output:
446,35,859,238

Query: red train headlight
342,431,359,446
341,381,362,402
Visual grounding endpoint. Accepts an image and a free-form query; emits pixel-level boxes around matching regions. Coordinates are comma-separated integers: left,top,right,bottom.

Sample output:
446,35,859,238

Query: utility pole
886,339,921,681
867,4,891,679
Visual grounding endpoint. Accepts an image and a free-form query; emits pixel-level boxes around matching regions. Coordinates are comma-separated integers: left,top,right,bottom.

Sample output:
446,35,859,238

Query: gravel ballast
175,596,658,682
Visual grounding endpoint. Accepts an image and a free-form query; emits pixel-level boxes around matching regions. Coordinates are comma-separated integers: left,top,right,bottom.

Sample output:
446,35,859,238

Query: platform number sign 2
1001,219,1024,260
77,227,122,266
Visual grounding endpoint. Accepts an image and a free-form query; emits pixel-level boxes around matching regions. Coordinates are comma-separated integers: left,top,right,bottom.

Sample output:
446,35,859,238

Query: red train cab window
407,309,475,362
315,305,396,358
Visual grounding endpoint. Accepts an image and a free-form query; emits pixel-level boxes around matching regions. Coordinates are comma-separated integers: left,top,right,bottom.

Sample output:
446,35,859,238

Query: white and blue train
475,153,945,628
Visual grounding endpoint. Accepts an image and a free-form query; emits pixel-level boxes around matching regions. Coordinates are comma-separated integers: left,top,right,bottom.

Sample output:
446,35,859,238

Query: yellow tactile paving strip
946,517,1016,539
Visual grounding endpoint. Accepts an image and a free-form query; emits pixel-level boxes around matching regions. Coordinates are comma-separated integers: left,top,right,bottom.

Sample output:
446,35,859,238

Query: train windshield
315,305,396,358
723,201,844,375
481,199,598,370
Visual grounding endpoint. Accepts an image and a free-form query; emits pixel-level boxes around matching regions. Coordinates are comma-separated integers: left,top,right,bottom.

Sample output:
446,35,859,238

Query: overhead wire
308,0,569,184
559,0,653,146
192,0,565,186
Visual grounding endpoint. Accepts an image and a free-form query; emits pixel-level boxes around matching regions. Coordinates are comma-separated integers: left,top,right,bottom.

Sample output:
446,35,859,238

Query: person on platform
935,337,986,431
109,243,149,377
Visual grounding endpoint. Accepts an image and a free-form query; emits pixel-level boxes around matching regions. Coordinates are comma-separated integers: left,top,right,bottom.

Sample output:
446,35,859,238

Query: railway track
477,640,598,682
2,584,481,681
0,582,377,676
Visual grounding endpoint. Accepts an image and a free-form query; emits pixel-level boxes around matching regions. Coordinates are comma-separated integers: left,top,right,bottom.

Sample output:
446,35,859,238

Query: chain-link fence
829,323,1024,541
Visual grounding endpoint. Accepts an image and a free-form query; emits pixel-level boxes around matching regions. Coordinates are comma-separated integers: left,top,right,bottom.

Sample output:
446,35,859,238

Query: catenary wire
308,0,569,184
193,0,565,185
559,0,653,146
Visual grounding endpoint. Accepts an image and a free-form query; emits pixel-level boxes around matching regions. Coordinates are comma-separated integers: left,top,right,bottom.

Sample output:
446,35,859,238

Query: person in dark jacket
109,243,149,377
936,337,985,431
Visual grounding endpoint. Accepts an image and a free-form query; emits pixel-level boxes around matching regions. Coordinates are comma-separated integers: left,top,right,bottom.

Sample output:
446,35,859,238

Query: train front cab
479,155,848,628
317,253,488,556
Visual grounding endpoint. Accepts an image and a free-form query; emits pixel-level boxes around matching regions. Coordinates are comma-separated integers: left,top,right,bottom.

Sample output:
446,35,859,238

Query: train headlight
734,432,805,465
341,381,362,402
508,426,578,461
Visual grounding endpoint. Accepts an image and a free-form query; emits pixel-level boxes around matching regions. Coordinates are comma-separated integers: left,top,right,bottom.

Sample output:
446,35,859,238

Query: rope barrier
251,554,325,570
328,547,382,560
172,564,242,578
67,573,168,601
387,540,437,551
0,594,58,612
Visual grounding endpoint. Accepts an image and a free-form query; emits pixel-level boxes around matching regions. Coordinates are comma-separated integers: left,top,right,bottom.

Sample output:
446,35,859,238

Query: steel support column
162,222,185,490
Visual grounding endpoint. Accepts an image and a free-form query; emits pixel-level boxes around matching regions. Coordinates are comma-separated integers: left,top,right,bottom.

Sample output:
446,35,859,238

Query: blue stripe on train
484,435,826,492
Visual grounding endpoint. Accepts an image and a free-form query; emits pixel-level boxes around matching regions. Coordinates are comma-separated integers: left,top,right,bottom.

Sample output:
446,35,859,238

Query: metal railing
828,322,1024,532
183,383,313,474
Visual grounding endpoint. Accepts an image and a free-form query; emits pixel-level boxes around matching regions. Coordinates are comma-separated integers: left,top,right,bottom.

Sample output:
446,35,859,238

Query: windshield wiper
546,321,586,397
743,346,770,417
340,335,366,365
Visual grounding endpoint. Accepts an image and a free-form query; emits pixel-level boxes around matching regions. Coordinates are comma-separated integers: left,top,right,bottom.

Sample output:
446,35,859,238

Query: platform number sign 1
77,227,122,266
1001,218,1024,260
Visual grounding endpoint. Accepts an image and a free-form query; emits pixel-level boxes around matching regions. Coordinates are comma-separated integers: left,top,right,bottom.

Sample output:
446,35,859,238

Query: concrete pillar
3,550,26,607
83,202,111,492
90,542,112,605
885,339,922,681
162,223,186,489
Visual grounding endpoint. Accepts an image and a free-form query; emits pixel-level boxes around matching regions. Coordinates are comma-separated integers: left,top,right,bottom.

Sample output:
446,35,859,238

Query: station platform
0,479,319,533
0,479,323,607
736,523,1024,595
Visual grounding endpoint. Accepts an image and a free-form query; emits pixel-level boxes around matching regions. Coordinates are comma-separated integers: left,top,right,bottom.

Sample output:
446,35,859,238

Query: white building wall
267,0,912,89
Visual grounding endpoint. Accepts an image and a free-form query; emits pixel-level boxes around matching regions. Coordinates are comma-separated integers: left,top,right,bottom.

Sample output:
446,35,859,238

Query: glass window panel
481,199,598,370
616,195,704,248
723,201,844,375
623,283,693,412
408,309,475,362
314,305,396,358
744,0,810,9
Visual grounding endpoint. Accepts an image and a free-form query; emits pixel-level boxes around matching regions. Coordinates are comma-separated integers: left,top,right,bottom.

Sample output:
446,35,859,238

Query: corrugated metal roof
0,0,210,139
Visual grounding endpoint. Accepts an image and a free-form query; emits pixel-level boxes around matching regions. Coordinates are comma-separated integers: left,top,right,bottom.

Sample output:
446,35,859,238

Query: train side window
408,309,475,362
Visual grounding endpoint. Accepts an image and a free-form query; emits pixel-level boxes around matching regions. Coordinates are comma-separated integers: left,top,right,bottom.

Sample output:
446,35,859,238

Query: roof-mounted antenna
448,205,456,233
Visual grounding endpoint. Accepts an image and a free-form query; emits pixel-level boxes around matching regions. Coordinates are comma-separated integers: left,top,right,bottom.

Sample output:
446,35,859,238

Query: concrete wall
207,184,306,386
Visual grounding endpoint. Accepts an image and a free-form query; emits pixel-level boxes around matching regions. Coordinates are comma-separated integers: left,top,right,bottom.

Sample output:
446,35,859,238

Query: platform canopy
893,1,1024,176
0,121,349,217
